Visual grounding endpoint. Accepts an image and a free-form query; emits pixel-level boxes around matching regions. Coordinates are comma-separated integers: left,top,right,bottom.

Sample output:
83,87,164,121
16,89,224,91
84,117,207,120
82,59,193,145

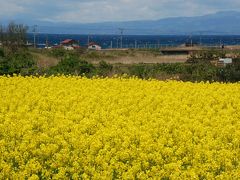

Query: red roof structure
61,39,77,45
88,42,98,46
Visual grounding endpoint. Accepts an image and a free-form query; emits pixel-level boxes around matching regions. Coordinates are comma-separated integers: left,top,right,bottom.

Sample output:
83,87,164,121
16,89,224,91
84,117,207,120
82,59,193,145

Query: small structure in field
218,58,233,67
60,39,80,50
88,42,101,50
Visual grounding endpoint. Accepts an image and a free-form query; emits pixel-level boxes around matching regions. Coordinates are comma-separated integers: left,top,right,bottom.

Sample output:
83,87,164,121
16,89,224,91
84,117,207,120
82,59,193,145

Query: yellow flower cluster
0,75,240,179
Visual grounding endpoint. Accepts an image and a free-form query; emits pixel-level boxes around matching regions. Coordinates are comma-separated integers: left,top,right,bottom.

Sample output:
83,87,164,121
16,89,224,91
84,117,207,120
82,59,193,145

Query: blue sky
1,0,240,23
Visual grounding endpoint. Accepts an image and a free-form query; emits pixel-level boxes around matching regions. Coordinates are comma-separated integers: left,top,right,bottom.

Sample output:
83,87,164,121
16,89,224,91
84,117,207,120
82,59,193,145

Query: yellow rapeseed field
0,75,240,179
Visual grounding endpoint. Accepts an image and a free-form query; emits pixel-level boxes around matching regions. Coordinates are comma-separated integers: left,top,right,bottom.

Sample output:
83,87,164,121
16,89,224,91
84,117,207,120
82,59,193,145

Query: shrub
190,63,217,81
187,50,225,64
85,51,101,59
97,61,113,76
0,48,4,57
128,64,150,79
49,48,67,58
154,63,185,74
217,63,240,82
49,55,95,75
0,50,36,75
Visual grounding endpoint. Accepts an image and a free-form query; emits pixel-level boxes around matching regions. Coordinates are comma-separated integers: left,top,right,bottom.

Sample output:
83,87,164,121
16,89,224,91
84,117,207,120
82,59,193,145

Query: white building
88,42,102,50
218,58,233,67
60,39,80,50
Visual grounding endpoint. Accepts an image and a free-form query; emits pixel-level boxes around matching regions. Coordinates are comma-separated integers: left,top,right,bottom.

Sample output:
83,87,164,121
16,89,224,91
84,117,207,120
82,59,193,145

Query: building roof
61,39,76,44
88,42,100,46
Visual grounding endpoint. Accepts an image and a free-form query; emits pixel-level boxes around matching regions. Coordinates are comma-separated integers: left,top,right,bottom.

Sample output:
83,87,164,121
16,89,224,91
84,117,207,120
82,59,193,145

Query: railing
107,43,224,50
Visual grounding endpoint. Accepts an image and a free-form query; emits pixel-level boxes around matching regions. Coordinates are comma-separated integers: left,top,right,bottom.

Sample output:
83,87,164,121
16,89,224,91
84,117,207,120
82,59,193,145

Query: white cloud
0,1,25,16
46,0,240,23
1,0,240,23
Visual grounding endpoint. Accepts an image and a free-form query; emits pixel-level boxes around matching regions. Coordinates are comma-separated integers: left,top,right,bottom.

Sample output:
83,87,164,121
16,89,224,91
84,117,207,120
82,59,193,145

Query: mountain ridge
2,11,240,35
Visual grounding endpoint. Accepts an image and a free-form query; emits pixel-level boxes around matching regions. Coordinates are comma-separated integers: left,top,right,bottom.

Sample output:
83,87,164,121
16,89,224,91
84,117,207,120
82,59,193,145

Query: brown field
33,50,188,68
33,45,240,68
91,54,188,64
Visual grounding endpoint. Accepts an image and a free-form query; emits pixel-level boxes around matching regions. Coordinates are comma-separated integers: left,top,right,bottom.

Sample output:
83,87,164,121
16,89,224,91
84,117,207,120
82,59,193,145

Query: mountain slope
22,11,240,35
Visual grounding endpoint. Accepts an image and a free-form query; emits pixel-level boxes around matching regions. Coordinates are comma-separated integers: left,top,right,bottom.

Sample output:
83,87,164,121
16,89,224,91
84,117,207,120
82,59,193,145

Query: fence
106,43,224,50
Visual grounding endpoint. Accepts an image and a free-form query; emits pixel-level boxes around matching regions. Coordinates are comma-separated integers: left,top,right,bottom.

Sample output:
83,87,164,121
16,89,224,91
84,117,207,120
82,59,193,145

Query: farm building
88,42,102,50
60,39,80,50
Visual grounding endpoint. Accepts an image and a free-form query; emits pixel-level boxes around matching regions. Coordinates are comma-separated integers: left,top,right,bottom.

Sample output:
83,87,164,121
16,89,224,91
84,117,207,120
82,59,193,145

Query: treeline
0,22,240,82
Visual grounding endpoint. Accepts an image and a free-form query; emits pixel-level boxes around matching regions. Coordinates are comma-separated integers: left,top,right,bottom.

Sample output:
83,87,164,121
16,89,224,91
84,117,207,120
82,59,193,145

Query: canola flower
0,75,240,179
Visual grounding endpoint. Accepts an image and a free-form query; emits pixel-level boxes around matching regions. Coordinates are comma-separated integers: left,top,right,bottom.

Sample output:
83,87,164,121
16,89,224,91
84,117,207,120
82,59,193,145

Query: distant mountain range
3,11,240,35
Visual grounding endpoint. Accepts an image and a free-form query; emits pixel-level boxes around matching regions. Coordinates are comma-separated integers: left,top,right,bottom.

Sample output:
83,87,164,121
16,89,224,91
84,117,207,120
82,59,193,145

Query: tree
0,23,37,75
0,22,28,53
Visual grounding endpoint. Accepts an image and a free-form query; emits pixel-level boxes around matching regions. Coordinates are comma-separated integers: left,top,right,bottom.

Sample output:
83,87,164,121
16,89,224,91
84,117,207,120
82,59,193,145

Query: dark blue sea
28,34,240,49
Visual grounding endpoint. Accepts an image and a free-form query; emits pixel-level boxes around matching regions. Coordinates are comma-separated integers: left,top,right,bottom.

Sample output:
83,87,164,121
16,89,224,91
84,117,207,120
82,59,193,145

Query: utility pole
33,25,38,48
110,41,113,49
87,35,90,46
190,33,194,47
45,34,48,48
118,28,124,49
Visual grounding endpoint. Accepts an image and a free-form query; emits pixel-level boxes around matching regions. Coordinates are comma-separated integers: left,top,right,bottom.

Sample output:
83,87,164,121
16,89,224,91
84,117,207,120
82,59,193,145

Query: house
61,39,77,46
60,39,80,50
88,42,101,50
